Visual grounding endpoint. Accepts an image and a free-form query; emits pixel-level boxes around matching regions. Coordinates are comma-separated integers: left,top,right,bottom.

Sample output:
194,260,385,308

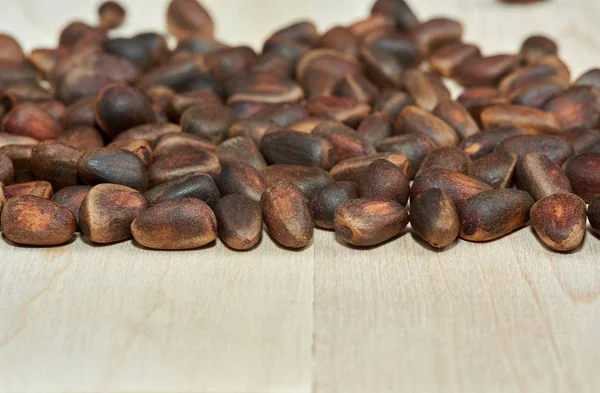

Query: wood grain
314,229,600,393
1,0,600,392
0,237,314,392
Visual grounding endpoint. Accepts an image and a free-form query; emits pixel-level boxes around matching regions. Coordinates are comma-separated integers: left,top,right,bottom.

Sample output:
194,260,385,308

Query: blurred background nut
167,0,214,40
588,196,600,234
51,186,93,228
98,1,126,30
1,103,63,140
95,84,157,139
30,140,83,190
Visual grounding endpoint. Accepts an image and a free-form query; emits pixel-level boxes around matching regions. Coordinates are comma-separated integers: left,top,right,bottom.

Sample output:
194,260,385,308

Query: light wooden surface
1,0,600,392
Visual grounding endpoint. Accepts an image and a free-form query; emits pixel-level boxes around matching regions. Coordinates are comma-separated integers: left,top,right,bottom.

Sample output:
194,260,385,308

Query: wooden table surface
1,0,600,392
